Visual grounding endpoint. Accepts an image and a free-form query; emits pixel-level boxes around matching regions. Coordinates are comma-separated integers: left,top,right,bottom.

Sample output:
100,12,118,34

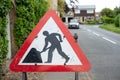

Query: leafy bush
0,18,8,64
101,17,114,24
86,20,97,24
0,0,11,18
14,0,49,48
114,14,120,27
0,0,11,64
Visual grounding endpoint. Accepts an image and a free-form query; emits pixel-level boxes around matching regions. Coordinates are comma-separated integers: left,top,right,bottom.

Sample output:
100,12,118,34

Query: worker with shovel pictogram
41,31,69,65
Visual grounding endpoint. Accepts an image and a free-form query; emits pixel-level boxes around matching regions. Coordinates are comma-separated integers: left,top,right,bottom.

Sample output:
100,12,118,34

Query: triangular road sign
10,10,91,72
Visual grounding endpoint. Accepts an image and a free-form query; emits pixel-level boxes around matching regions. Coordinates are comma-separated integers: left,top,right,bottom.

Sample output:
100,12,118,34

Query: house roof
74,5,96,10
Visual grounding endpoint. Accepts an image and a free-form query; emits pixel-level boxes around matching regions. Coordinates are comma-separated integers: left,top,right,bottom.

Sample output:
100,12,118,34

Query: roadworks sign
10,10,91,72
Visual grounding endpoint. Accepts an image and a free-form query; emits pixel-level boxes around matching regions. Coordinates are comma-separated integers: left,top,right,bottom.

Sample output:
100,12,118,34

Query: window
87,10,94,13
75,9,80,14
87,16,94,21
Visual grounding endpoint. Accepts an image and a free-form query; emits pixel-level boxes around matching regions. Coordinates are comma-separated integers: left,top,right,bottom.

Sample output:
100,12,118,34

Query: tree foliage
101,8,114,18
58,0,65,18
114,6,120,16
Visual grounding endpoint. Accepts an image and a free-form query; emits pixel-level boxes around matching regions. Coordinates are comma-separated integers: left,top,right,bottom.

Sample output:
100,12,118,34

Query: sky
65,0,120,12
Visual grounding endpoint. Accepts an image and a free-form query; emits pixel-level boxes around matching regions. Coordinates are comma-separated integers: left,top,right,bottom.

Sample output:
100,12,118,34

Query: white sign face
19,17,82,65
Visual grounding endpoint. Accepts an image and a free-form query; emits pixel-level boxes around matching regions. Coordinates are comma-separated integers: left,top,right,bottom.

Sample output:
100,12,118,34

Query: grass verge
99,24,120,34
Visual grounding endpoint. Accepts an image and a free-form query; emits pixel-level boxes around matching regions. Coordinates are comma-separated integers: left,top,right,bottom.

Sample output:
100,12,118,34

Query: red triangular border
10,10,91,72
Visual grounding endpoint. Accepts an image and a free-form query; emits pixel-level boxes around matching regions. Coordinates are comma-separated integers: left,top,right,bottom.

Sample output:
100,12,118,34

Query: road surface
70,25,120,80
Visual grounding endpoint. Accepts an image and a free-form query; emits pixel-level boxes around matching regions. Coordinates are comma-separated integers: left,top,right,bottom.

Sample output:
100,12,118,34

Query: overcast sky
65,0,120,12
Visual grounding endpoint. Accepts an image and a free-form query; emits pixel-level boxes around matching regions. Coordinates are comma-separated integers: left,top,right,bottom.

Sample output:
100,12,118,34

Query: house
74,5,96,23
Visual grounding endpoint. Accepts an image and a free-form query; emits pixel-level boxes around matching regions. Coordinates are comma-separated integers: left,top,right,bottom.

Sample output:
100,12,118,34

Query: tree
114,6,120,17
101,8,114,18
58,0,65,18
64,3,70,13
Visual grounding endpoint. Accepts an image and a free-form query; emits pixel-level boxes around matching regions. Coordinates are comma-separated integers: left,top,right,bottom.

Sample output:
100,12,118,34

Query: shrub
101,17,114,24
14,0,49,48
114,14,120,27
0,1,11,78
0,0,11,64
86,20,97,24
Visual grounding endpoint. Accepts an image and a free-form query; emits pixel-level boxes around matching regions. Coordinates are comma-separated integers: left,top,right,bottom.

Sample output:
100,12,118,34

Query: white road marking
102,37,117,44
87,29,92,32
86,29,117,45
92,32,100,36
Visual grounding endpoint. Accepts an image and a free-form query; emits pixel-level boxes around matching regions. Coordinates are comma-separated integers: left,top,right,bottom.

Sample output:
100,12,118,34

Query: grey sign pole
75,72,79,80
74,33,79,80
22,72,27,80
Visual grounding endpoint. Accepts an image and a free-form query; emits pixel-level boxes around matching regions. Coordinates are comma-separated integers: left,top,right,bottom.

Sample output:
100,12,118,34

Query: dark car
68,19,79,29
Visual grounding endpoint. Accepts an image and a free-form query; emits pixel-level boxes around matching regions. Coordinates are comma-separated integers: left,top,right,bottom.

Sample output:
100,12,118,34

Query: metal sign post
74,33,79,80
75,72,79,80
22,72,27,80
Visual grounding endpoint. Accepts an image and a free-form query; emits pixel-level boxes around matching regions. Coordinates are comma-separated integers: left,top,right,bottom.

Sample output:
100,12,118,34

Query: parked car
68,19,79,29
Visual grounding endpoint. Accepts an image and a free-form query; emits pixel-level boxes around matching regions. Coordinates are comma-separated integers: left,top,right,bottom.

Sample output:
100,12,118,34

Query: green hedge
0,0,11,64
14,0,49,48
101,17,114,24
115,14,120,27
86,20,97,24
